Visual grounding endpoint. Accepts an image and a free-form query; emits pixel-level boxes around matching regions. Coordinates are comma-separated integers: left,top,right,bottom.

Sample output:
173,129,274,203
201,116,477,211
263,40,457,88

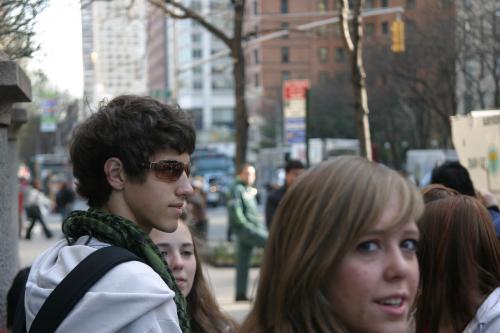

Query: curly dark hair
70,95,196,207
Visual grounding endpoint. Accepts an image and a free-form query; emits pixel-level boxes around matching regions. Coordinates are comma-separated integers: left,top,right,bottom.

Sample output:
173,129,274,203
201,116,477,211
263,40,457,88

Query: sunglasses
142,160,191,182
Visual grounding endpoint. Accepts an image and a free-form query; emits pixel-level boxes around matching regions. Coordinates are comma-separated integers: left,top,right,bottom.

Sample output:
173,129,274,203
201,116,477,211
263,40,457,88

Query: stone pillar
0,55,31,330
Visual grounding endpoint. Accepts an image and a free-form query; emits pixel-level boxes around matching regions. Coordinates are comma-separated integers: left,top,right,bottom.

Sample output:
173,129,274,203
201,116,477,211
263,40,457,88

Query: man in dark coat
265,159,304,230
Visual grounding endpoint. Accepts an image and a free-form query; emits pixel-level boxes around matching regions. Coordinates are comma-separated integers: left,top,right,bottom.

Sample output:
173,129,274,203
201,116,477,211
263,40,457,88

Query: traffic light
391,19,405,53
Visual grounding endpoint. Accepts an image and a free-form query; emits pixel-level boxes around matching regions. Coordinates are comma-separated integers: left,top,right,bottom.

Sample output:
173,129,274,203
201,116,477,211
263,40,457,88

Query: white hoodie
25,236,182,333
463,288,500,333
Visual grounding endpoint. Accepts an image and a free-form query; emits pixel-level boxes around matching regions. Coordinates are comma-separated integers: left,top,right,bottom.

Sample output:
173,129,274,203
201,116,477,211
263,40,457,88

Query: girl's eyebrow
362,225,419,238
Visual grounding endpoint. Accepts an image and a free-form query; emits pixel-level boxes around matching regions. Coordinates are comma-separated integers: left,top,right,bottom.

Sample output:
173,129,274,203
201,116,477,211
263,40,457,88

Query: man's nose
176,172,193,197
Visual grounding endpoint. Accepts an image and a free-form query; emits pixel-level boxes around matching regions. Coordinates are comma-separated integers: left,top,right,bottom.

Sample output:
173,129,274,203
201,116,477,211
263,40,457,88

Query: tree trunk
232,47,248,171
339,0,372,161
351,53,372,160
231,0,248,170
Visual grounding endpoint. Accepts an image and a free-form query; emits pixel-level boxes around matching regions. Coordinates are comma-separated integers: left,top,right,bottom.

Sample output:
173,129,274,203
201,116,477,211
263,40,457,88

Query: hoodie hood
25,237,181,333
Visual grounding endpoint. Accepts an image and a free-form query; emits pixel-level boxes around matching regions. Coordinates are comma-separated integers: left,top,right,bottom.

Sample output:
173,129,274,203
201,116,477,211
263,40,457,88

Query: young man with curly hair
23,95,195,332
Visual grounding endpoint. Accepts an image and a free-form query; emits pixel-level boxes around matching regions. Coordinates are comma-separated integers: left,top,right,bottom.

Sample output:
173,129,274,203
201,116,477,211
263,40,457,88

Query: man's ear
104,157,126,190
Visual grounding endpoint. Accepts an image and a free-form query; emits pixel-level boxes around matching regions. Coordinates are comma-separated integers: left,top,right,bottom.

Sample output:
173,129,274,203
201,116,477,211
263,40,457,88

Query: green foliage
200,241,263,267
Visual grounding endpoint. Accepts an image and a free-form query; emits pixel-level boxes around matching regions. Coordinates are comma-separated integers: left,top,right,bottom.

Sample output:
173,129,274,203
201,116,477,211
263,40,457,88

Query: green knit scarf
62,208,191,333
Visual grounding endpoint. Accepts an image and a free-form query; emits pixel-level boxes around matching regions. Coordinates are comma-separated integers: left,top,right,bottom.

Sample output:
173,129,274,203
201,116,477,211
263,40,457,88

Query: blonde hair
242,156,423,333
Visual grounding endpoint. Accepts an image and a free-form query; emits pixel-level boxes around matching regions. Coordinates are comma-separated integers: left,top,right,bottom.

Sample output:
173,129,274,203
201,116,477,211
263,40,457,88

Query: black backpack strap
28,246,143,333
12,267,31,333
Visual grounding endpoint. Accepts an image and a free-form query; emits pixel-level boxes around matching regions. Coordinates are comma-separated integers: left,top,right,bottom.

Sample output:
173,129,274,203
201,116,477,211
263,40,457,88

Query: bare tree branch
158,0,232,47
0,0,48,59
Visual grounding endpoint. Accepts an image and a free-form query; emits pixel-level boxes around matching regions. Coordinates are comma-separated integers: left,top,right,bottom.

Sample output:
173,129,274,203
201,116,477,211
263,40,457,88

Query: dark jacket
265,186,286,229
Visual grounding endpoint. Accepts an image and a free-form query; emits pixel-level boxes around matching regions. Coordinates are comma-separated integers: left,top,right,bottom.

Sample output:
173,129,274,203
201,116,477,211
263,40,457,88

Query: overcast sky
28,0,83,98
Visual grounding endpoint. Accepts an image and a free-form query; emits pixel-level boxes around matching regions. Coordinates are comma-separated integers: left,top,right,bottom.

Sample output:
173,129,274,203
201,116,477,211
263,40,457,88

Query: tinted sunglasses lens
154,161,189,181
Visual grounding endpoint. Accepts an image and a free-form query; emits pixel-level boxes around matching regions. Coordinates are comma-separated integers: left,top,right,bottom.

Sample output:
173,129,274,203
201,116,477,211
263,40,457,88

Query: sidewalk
18,206,260,323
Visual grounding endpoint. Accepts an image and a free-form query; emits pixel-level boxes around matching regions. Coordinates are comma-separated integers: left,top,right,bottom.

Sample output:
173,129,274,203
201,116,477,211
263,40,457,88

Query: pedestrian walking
186,177,208,241
265,159,304,229
15,95,195,333
242,156,424,333
415,194,500,333
150,219,239,333
24,180,53,240
55,181,75,221
227,163,267,302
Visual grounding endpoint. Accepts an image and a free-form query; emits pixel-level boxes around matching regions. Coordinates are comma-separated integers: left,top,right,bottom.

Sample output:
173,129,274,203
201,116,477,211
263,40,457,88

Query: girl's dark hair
70,95,195,207
415,195,500,333
185,225,239,333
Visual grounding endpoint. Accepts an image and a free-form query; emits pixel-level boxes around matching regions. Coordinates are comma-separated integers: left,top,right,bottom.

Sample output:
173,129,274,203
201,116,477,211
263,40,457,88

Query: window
254,49,260,64
318,0,327,12
254,73,260,87
192,49,202,58
212,77,233,90
212,107,234,128
282,70,290,82
192,33,201,43
193,66,202,74
439,0,453,7
406,0,415,9
366,0,375,8
193,80,202,89
381,0,388,7
187,108,203,129
281,47,290,63
381,21,389,35
281,0,288,13
365,23,375,39
318,47,328,63
253,1,258,15
335,47,346,62
190,0,202,11
281,22,289,39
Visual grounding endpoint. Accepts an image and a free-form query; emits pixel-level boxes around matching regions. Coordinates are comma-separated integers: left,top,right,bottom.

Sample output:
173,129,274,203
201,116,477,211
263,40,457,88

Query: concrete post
0,54,31,330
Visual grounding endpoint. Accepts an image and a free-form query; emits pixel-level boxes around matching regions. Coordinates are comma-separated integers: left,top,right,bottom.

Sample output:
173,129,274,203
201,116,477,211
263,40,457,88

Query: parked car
191,150,234,207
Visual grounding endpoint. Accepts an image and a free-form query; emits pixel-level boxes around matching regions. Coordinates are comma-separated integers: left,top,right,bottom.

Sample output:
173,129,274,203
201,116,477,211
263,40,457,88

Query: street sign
40,99,58,133
283,79,309,145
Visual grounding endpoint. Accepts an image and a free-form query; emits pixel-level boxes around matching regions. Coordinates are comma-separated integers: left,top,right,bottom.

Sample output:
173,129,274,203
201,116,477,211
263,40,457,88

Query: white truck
451,110,500,197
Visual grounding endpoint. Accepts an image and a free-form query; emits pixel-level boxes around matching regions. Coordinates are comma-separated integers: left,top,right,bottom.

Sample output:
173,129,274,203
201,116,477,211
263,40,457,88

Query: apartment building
145,0,235,148
81,0,147,107
244,0,455,146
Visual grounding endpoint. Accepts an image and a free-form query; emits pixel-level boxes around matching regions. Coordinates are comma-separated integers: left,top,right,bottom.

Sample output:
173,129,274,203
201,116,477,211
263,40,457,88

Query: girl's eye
182,250,193,257
401,239,418,252
357,241,379,253
160,251,169,258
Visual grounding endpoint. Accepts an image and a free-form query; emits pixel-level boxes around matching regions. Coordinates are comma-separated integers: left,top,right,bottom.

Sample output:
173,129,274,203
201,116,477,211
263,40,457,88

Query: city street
18,203,261,323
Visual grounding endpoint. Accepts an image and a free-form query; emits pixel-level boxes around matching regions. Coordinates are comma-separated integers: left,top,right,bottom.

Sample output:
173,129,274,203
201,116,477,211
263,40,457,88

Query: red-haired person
416,195,500,333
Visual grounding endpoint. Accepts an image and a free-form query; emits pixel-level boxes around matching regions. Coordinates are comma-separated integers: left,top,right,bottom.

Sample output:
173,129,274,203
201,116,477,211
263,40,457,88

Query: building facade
81,0,148,107
244,0,456,148
145,0,236,151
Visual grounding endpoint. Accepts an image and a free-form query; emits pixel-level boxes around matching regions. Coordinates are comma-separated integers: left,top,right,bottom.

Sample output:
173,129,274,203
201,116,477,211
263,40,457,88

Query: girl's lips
374,297,408,317
175,279,187,289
